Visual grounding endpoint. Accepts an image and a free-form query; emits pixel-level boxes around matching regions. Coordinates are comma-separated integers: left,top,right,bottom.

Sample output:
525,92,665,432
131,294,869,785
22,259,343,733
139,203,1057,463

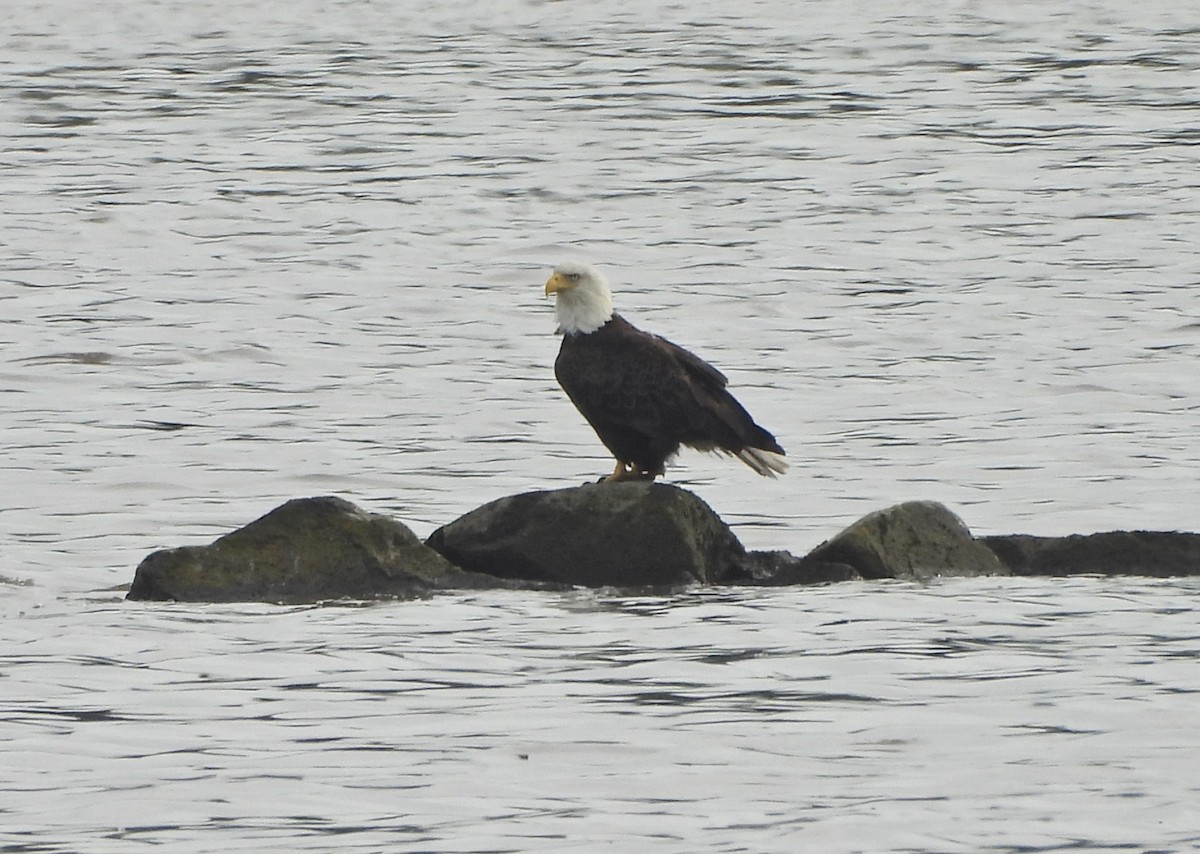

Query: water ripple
4,1,1200,849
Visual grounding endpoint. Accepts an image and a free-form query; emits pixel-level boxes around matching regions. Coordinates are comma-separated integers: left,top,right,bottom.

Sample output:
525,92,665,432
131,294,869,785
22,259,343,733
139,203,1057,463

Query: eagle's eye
566,272,581,281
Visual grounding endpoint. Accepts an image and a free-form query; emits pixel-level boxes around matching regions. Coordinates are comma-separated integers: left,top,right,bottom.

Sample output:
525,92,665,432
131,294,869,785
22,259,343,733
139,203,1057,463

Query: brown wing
555,314,783,457
555,317,697,440
650,330,784,455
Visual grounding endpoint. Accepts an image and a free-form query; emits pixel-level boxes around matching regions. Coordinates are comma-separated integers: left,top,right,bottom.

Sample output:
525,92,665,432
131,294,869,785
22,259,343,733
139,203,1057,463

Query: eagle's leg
604,460,635,482
603,461,658,482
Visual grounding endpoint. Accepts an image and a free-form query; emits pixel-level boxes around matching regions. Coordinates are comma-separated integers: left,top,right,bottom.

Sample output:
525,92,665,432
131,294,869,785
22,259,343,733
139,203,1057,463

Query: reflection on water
2,0,1199,850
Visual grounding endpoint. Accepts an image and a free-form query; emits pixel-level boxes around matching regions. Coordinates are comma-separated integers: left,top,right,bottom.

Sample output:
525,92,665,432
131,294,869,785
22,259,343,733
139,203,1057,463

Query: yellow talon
603,461,656,482
603,461,633,482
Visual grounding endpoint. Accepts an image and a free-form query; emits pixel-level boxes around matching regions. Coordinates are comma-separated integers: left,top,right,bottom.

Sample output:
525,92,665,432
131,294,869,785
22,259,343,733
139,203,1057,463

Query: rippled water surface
3,0,1199,850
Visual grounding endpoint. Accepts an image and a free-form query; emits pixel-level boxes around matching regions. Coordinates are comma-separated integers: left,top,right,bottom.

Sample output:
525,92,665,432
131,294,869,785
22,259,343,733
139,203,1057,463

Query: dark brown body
554,314,784,477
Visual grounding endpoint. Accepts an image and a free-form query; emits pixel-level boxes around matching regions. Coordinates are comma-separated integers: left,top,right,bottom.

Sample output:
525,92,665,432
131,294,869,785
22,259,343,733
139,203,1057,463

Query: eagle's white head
544,261,614,335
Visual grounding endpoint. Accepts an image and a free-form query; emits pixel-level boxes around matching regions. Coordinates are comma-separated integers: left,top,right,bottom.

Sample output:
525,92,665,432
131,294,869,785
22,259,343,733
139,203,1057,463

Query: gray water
2,0,1199,850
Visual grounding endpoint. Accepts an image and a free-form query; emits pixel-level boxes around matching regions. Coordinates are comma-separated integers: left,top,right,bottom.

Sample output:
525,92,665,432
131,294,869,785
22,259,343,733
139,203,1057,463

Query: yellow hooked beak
544,271,572,296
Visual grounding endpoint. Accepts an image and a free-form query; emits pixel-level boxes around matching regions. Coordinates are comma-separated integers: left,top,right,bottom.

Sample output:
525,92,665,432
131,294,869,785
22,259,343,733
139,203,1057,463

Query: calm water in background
2,0,1199,850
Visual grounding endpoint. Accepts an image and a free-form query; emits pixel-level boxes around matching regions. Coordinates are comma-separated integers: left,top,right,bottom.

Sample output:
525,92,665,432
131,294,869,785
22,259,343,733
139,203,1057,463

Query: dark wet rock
127,496,513,603
734,550,862,586
981,531,1200,577
426,481,745,588
804,500,1009,580
126,489,1200,606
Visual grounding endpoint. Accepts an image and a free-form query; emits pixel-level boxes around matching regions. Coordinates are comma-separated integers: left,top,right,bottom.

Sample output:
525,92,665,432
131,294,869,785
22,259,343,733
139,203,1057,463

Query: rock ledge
127,496,510,603
426,481,744,588
125,490,1200,603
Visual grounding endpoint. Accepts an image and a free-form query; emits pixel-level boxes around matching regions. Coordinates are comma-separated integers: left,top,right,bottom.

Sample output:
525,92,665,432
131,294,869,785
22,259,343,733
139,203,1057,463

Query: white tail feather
735,448,789,478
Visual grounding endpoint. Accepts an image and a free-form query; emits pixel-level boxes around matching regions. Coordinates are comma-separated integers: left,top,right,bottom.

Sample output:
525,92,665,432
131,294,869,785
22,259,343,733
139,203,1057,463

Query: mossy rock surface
127,496,509,603
805,500,1008,580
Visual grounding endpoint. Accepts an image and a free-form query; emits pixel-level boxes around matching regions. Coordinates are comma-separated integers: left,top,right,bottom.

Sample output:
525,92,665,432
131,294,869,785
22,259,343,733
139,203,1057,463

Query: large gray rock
127,496,511,603
426,481,745,588
804,500,1008,580
981,531,1200,576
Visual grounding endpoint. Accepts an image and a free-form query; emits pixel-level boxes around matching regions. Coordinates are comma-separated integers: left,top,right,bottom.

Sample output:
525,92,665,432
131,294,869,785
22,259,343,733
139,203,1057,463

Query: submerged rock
426,481,745,588
735,550,862,586
981,531,1200,576
804,500,1008,580
127,496,510,603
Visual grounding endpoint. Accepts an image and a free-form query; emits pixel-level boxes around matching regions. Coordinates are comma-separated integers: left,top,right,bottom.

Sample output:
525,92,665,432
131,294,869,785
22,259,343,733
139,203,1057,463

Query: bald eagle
544,261,788,482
